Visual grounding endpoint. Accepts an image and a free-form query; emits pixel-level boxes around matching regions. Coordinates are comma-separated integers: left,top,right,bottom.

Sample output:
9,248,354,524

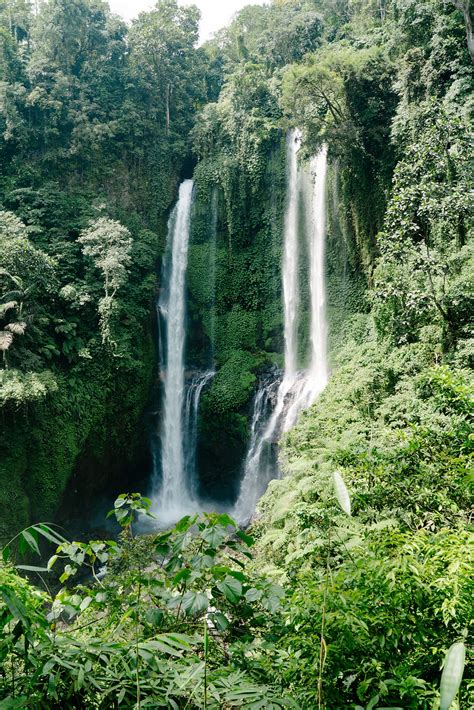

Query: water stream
184,370,215,499
154,180,196,520
234,134,329,524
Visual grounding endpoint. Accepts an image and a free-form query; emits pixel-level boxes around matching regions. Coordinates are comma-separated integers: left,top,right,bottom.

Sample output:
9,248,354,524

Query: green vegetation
0,0,206,535
0,496,295,707
1,0,473,706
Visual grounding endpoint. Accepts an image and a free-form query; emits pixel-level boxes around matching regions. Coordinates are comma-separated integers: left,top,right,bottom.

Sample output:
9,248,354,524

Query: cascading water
154,179,195,520
232,374,281,523
284,146,329,429
282,129,302,381
184,370,215,499
234,133,329,524
306,147,329,397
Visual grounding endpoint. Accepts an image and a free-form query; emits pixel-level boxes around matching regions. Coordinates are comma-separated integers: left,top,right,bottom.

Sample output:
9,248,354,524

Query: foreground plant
0,495,294,708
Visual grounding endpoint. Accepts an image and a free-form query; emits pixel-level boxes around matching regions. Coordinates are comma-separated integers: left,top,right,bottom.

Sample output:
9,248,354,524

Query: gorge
152,130,329,527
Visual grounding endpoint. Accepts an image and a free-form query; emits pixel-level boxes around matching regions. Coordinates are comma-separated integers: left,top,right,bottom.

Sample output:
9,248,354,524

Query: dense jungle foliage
0,0,473,707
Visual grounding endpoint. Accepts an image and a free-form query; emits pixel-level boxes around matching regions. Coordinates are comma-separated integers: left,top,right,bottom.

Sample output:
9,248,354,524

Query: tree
78,216,132,351
450,0,474,61
373,105,473,345
0,210,55,368
128,0,203,137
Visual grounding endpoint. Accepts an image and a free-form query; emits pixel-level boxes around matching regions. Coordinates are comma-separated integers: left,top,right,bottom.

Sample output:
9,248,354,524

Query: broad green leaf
217,575,243,603
440,641,465,710
0,697,30,709
181,591,209,616
211,611,230,631
236,530,254,547
333,470,351,516
21,530,40,556
245,587,262,602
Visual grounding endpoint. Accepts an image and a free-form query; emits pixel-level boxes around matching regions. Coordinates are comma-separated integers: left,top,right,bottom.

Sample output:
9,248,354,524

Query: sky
108,0,267,42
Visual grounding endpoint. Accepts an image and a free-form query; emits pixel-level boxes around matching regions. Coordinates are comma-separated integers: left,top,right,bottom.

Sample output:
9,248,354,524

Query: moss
0,327,156,539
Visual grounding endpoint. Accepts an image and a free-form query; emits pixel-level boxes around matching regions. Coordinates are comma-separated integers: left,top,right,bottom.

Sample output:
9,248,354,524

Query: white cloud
108,0,267,42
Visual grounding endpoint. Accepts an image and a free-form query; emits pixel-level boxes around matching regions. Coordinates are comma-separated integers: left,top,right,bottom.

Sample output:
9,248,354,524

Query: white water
284,146,329,429
155,180,195,520
234,134,329,524
282,129,302,380
185,370,215,499
232,375,281,523
306,148,329,399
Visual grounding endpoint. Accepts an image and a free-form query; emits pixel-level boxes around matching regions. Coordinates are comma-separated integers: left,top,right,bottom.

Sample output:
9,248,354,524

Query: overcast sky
108,1,267,41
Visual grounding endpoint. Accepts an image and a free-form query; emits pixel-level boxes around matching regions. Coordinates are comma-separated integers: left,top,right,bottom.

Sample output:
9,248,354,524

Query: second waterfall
234,132,329,524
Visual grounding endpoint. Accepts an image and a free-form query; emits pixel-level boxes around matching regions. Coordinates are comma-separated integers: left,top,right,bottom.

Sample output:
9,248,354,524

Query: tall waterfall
306,147,329,399
282,129,302,380
155,179,195,519
234,133,329,524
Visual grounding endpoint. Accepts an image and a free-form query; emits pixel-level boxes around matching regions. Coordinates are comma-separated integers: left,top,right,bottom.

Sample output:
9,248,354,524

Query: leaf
333,470,351,516
5,321,27,335
236,530,254,547
440,641,465,710
117,687,126,704
21,530,40,556
0,586,29,626
210,612,229,631
245,587,262,602
16,565,49,573
143,633,191,657
367,695,380,710
217,575,243,603
201,524,227,549
0,331,13,351
181,591,209,616
32,524,67,546
80,596,93,612
0,697,30,709
47,555,59,571
0,301,18,317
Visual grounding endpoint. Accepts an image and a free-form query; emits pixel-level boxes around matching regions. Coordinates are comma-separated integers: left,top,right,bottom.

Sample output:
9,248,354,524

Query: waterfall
155,179,195,519
284,146,329,429
282,129,302,380
306,147,329,397
232,374,281,523
234,134,329,524
184,370,215,499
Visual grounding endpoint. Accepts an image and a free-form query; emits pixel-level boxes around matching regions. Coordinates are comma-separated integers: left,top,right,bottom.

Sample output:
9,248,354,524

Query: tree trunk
166,83,171,135
451,0,474,62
